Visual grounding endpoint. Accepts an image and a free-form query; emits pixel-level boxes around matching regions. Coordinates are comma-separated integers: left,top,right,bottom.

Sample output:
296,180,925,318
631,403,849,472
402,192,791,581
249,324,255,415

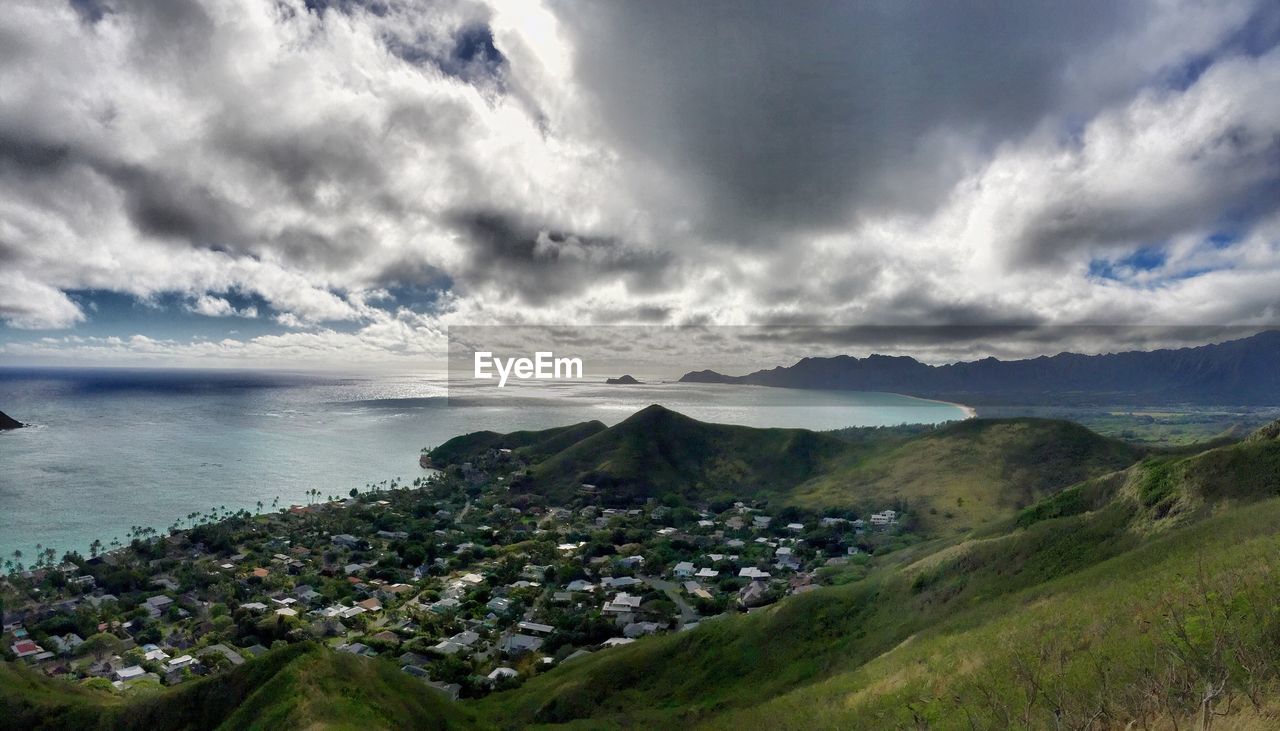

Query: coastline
895,393,977,420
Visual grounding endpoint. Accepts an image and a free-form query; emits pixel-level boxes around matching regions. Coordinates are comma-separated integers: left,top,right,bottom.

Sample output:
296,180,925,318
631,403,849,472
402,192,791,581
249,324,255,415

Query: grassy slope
0,643,484,731
704,498,1280,730
477,422,1280,729
474,504,1144,729
791,418,1141,535
215,647,482,730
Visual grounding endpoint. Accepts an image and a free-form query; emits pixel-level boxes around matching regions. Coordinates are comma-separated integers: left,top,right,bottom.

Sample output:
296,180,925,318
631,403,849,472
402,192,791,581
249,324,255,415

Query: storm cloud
0,0,1278,366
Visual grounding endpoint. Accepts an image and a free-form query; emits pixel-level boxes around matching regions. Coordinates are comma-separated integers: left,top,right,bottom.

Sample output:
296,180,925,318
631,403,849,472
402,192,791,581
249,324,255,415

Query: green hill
522,404,851,505
433,406,1143,535
0,643,485,731
427,420,607,465
791,417,1142,535
475,419,1280,729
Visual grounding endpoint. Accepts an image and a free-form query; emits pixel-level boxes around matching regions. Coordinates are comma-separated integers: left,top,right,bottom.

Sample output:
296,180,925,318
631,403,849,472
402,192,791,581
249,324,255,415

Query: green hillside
792,417,1142,535
426,420,607,465
0,643,485,731
523,405,851,505
475,419,1280,729
432,407,1143,535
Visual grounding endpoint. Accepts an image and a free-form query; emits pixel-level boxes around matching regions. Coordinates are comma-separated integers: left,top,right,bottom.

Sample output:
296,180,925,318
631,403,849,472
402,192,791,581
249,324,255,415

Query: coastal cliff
0,410,24,430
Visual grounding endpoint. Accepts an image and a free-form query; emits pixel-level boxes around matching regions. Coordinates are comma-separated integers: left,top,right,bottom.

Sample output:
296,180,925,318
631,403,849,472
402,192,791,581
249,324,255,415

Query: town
1,446,908,700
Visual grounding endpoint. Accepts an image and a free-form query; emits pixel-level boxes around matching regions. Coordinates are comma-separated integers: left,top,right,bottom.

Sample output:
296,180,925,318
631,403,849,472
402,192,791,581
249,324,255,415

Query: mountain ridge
679,330,1280,405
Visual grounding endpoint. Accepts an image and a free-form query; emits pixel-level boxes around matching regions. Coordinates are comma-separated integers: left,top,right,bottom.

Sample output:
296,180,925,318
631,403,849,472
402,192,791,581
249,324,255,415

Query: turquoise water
0,368,966,561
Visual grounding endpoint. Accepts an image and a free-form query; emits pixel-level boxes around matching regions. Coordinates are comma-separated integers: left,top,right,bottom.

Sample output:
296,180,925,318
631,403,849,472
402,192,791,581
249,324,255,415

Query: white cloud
187,294,258,318
0,272,86,329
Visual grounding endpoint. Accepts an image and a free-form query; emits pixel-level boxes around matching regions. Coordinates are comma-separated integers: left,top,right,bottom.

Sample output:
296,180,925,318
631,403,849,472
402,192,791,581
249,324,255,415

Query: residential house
499,633,543,655
114,665,146,682
144,594,174,618
11,639,43,659
487,666,519,681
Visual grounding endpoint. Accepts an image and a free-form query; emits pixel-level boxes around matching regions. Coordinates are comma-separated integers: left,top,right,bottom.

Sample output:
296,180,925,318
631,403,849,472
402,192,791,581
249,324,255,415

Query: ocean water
0,368,966,561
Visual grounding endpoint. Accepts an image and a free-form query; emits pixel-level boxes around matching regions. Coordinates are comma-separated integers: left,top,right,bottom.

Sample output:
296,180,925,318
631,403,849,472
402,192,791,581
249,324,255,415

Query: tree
79,632,123,661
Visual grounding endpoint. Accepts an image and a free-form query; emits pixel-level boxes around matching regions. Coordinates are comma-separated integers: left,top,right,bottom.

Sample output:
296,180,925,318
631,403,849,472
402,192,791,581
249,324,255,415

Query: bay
0,368,967,562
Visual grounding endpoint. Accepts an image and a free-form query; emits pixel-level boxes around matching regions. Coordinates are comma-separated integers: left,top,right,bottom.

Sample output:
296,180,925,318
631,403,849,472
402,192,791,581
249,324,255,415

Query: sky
1,0,1279,370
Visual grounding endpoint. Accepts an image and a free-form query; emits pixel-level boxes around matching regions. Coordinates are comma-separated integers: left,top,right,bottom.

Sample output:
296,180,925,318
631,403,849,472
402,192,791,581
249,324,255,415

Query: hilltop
520,405,849,506
680,330,1280,406
426,420,606,466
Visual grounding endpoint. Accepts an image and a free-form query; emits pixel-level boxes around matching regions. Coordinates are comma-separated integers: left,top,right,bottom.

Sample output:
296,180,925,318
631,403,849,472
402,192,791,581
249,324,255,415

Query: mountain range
679,330,1280,406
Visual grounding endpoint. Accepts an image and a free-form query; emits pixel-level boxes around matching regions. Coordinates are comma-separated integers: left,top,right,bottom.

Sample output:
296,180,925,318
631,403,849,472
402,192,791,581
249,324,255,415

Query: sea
0,368,968,562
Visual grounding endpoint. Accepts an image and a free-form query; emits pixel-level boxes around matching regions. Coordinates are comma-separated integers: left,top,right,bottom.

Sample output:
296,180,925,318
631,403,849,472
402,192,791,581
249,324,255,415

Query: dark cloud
211,125,393,210
448,210,676,306
0,133,73,172
68,0,110,25
113,0,215,61
1,0,1278,350
104,163,244,246
555,1,1224,242
590,304,673,324
305,0,391,17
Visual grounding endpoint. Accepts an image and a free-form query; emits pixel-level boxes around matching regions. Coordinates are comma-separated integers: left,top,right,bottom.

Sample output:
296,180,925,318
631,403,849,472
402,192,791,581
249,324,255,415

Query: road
639,575,699,628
